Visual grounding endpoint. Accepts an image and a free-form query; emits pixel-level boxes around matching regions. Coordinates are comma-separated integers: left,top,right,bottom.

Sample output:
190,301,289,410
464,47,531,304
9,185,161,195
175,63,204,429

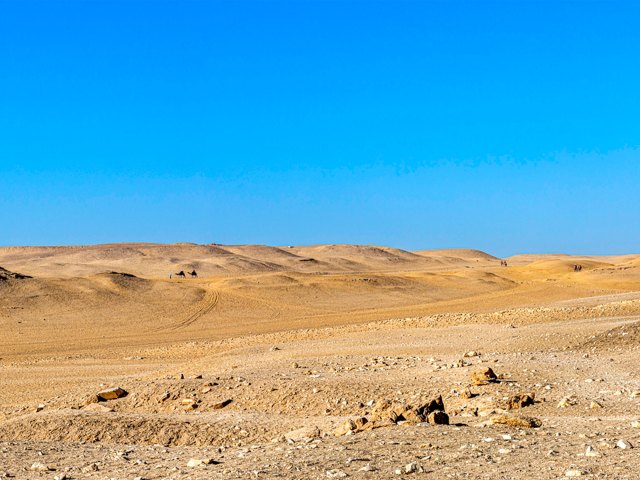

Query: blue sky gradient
1,1,639,255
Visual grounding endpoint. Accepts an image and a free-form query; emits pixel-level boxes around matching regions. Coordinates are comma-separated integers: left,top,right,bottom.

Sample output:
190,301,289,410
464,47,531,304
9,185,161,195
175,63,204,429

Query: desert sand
1,243,639,479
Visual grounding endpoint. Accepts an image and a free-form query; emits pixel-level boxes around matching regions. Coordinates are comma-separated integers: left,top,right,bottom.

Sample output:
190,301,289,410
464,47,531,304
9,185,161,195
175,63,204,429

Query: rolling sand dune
1,243,640,478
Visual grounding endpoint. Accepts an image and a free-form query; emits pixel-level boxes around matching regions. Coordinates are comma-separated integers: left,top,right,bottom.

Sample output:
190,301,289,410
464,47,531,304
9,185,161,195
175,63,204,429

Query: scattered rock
565,470,584,477
585,446,599,457
463,351,480,357
558,396,577,408
589,400,603,409
471,367,498,386
358,465,376,472
30,463,50,472
507,392,535,410
187,458,217,467
212,399,233,409
404,462,420,474
326,469,348,478
96,387,128,401
460,388,476,399
490,414,541,428
368,396,446,427
616,439,633,449
427,410,449,425
284,426,321,441
335,417,368,436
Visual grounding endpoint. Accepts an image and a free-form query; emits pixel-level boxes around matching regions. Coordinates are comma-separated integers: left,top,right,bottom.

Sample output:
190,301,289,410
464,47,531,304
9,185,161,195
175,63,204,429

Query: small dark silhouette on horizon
573,264,583,272
500,260,508,267
170,270,199,279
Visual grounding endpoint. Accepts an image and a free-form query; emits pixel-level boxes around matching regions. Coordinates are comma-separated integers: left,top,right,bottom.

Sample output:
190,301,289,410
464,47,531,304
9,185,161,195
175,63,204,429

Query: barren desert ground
1,242,639,479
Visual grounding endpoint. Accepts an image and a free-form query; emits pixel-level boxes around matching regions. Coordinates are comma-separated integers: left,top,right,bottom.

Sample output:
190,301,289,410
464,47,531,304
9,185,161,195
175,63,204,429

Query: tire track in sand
159,284,220,332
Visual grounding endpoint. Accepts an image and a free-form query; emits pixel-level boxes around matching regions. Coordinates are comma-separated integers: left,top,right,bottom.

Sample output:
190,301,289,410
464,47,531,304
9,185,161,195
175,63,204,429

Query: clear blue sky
1,1,639,256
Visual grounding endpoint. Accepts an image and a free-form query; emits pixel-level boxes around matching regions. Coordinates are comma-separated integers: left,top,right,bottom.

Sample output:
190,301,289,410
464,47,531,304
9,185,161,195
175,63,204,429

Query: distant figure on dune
174,271,186,278
573,264,583,272
500,260,508,267
190,270,198,278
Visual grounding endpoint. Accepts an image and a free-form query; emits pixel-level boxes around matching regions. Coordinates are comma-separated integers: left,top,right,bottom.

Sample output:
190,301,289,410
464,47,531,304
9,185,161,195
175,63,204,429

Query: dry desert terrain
1,243,639,479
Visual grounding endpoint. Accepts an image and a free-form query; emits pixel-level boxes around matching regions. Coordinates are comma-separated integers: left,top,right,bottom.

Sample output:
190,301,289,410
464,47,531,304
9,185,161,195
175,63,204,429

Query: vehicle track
160,284,220,332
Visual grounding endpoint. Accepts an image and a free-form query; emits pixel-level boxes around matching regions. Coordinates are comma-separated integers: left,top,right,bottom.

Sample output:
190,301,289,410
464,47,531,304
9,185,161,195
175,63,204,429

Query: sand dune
2,242,640,356
414,248,499,262
0,242,504,279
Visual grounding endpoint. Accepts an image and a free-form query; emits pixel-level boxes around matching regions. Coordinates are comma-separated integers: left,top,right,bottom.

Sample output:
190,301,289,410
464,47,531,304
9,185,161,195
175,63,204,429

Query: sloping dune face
413,248,499,263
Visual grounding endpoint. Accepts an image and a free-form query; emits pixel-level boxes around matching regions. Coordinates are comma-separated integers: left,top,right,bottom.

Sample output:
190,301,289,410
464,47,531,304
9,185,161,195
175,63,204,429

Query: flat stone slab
97,387,128,401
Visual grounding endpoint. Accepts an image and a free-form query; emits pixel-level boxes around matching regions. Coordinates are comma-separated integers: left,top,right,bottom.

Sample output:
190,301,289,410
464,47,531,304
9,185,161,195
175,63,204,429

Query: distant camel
174,271,186,278
190,270,198,278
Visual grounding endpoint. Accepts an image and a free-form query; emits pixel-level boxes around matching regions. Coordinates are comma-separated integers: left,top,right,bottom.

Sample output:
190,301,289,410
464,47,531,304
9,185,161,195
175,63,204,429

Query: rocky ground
2,309,639,479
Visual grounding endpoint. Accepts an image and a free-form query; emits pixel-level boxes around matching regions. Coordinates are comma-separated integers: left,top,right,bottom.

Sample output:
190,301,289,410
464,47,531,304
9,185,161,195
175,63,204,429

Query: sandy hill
519,258,612,272
0,243,499,278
